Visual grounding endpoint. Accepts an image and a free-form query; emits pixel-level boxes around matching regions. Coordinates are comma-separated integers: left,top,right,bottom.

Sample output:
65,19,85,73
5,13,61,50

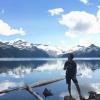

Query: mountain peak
9,39,34,49
89,44,96,48
13,39,26,43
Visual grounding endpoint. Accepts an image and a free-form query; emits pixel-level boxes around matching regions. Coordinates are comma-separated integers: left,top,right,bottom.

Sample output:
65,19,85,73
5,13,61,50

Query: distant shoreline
0,57,100,61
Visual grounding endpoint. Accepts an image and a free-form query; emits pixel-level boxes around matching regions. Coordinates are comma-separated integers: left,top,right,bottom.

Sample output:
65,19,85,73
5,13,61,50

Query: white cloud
59,11,100,38
80,0,89,5
48,8,64,16
97,9,100,21
79,38,92,46
65,31,77,38
0,19,25,36
97,5,100,9
60,40,71,50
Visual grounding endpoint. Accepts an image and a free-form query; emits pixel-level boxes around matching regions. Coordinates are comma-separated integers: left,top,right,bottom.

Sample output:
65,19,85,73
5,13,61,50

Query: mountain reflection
76,60,100,71
0,59,100,78
0,60,47,78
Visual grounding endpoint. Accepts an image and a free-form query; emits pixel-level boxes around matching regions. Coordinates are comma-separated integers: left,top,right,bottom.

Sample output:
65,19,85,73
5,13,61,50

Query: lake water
0,58,100,100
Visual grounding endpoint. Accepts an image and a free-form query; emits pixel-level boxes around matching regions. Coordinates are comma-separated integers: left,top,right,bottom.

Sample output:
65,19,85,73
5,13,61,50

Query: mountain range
62,44,100,58
0,40,49,58
0,40,100,58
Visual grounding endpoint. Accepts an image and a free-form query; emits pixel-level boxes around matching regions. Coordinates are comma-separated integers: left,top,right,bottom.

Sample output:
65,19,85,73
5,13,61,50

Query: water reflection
60,82,100,99
0,81,25,96
0,61,47,78
0,60,99,78
77,60,100,71
0,59,100,100
76,60,100,78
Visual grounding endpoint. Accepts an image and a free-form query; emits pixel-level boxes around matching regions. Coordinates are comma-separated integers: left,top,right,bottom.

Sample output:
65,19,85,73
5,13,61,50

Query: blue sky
0,0,100,49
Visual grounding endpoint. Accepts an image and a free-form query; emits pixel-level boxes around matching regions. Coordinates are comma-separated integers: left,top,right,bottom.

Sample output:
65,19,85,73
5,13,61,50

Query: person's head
68,53,74,60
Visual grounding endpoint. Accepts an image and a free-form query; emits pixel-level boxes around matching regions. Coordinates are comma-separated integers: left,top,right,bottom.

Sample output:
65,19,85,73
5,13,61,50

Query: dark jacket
64,60,77,77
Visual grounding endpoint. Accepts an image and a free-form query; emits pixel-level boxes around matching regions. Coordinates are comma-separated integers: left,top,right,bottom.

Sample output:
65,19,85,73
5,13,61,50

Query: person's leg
72,77,83,100
75,83,82,98
68,80,71,97
66,76,72,97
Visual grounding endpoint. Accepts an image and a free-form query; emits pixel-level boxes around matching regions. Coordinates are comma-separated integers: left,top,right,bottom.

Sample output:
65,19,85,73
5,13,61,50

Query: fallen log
0,77,65,94
26,86,43,100
30,77,65,88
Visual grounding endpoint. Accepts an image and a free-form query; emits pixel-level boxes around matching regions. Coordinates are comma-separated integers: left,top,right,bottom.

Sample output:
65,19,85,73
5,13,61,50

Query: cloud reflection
1,66,33,78
1,60,64,78
78,66,92,78
0,81,25,96
34,60,64,72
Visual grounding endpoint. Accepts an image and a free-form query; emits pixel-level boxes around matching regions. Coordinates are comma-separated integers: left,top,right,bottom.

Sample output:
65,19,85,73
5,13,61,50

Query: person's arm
74,62,77,75
63,61,67,70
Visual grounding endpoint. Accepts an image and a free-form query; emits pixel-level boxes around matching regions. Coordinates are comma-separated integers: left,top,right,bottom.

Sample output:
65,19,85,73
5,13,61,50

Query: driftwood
0,77,65,100
26,86,43,100
30,77,65,88
0,77,65,94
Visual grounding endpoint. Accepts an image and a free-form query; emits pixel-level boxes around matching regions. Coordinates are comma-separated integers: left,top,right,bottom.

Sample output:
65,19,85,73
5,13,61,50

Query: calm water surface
0,58,100,100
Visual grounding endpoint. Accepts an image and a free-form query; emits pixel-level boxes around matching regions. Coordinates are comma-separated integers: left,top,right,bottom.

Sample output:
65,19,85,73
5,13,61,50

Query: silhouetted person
64,53,83,100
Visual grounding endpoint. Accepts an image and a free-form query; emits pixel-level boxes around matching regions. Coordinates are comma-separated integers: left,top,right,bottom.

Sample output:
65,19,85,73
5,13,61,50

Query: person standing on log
63,53,83,100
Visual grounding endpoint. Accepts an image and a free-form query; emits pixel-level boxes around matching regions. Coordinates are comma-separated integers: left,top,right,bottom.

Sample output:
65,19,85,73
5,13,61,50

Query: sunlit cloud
59,10,100,38
0,19,25,36
48,8,64,16
79,38,92,46
97,5,100,9
65,31,77,38
97,8,100,22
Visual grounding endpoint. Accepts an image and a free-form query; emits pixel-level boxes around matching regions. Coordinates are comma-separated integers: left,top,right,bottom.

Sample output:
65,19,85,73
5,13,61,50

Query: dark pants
66,74,78,84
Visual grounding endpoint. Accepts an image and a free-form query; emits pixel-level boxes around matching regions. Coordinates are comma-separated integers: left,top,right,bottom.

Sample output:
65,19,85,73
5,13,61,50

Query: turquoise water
0,59,100,100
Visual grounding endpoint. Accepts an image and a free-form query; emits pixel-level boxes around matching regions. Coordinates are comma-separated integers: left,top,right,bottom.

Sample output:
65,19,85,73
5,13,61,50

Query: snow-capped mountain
0,40,67,57
62,44,100,57
0,40,49,58
74,44,100,57
8,40,67,57
0,40,100,58
34,44,66,57
8,40,35,50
